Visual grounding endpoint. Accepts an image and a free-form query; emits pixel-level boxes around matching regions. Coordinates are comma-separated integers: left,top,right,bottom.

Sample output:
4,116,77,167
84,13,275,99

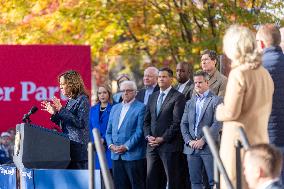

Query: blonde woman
216,25,274,188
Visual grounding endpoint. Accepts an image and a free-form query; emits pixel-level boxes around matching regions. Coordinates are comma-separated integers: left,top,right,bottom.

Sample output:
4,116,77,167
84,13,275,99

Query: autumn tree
0,0,283,86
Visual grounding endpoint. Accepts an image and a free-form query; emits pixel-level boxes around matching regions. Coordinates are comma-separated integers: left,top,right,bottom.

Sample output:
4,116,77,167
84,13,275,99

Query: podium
13,123,70,169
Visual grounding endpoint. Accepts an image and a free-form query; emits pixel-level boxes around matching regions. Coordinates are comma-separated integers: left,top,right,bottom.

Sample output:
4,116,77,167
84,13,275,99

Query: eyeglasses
121,89,135,93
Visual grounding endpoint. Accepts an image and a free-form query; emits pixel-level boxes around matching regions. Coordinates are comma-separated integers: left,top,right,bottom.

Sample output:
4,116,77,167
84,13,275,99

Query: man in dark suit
181,71,222,189
244,144,283,189
257,24,284,184
106,80,146,189
176,62,194,101
144,67,186,189
176,61,194,189
136,66,160,105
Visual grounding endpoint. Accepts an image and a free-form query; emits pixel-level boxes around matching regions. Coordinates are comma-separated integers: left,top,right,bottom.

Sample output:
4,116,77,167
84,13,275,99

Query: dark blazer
144,88,186,152
262,46,284,147
181,91,222,155
106,100,146,161
265,180,284,189
89,102,112,169
176,79,194,101
51,94,90,161
136,85,160,104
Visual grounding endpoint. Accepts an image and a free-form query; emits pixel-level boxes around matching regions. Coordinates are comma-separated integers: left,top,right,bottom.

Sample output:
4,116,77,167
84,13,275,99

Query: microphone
22,106,38,123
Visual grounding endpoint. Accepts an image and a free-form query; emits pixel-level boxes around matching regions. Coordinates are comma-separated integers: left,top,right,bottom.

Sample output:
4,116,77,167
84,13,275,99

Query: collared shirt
157,86,172,106
194,90,210,136
258,179,280,189
143,84,157,105
177,80,190,93
208,69,216,80
118,98,135,130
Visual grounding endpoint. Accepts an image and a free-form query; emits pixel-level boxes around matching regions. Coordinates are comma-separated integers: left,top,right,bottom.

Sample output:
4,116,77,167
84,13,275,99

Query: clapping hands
41,96,62,115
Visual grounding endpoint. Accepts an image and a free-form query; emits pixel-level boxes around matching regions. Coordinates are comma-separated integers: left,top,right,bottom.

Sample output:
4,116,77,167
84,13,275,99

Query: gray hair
120,80,137,91
144,66,159,76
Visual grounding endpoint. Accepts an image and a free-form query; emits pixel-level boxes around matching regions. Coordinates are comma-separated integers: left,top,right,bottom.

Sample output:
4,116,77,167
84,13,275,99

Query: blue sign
0,166,16,189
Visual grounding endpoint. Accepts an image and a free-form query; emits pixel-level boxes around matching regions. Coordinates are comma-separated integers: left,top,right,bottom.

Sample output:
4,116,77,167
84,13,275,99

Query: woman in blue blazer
89,84,113,169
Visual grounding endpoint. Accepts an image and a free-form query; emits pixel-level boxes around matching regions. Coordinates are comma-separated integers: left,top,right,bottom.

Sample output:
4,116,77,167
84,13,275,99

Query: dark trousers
146,150,184,189
67,160,88,169
112,158,146,189
187,154,214,189
180,153,191,189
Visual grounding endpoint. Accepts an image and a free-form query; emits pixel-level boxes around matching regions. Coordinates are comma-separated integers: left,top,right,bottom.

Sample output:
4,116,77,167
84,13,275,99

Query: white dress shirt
157,86,172,106
177,80,190,93
118,98,135,129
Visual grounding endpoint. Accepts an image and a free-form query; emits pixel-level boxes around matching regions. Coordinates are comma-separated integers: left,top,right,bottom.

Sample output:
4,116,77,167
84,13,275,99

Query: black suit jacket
176,80,194,101
136,85,160,104
144,88,186,152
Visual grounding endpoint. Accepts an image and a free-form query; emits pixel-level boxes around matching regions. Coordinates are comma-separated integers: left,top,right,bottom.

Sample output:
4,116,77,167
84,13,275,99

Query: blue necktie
156,92,165,116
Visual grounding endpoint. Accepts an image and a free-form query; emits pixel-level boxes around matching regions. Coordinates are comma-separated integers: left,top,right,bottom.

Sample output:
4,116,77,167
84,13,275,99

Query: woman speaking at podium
41,70,90,169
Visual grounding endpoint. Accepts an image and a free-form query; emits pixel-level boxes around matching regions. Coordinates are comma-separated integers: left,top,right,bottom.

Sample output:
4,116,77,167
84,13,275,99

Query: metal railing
88,128,115,189
235,127,250,189
203,126,251,189
203,126,234,189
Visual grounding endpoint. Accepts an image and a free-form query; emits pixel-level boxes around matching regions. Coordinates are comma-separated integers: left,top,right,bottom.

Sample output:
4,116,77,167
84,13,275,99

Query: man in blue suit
181,70,222,189
106,80,146,189
244,144,284,189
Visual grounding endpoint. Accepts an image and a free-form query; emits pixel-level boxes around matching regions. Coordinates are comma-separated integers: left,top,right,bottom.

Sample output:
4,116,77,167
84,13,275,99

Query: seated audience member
0,132,12,164
7,128,16,157
244,144,283,189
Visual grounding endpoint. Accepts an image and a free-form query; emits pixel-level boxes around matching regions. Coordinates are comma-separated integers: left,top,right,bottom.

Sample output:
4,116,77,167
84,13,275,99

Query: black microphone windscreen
30,106,38,114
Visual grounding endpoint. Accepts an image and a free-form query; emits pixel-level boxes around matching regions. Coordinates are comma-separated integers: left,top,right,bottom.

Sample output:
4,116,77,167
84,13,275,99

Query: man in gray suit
181,70,222,189
201,49,227,97
244,144,283,189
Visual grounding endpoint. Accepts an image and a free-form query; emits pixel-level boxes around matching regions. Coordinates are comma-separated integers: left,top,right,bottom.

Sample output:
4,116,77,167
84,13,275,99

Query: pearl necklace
100,106,107,111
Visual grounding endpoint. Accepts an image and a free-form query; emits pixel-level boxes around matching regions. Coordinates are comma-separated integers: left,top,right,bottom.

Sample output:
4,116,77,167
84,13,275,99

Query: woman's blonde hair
223,25,261,69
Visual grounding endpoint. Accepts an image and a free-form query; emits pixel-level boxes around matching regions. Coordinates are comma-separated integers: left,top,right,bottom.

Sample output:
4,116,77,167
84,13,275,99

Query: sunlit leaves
0,0,283,86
